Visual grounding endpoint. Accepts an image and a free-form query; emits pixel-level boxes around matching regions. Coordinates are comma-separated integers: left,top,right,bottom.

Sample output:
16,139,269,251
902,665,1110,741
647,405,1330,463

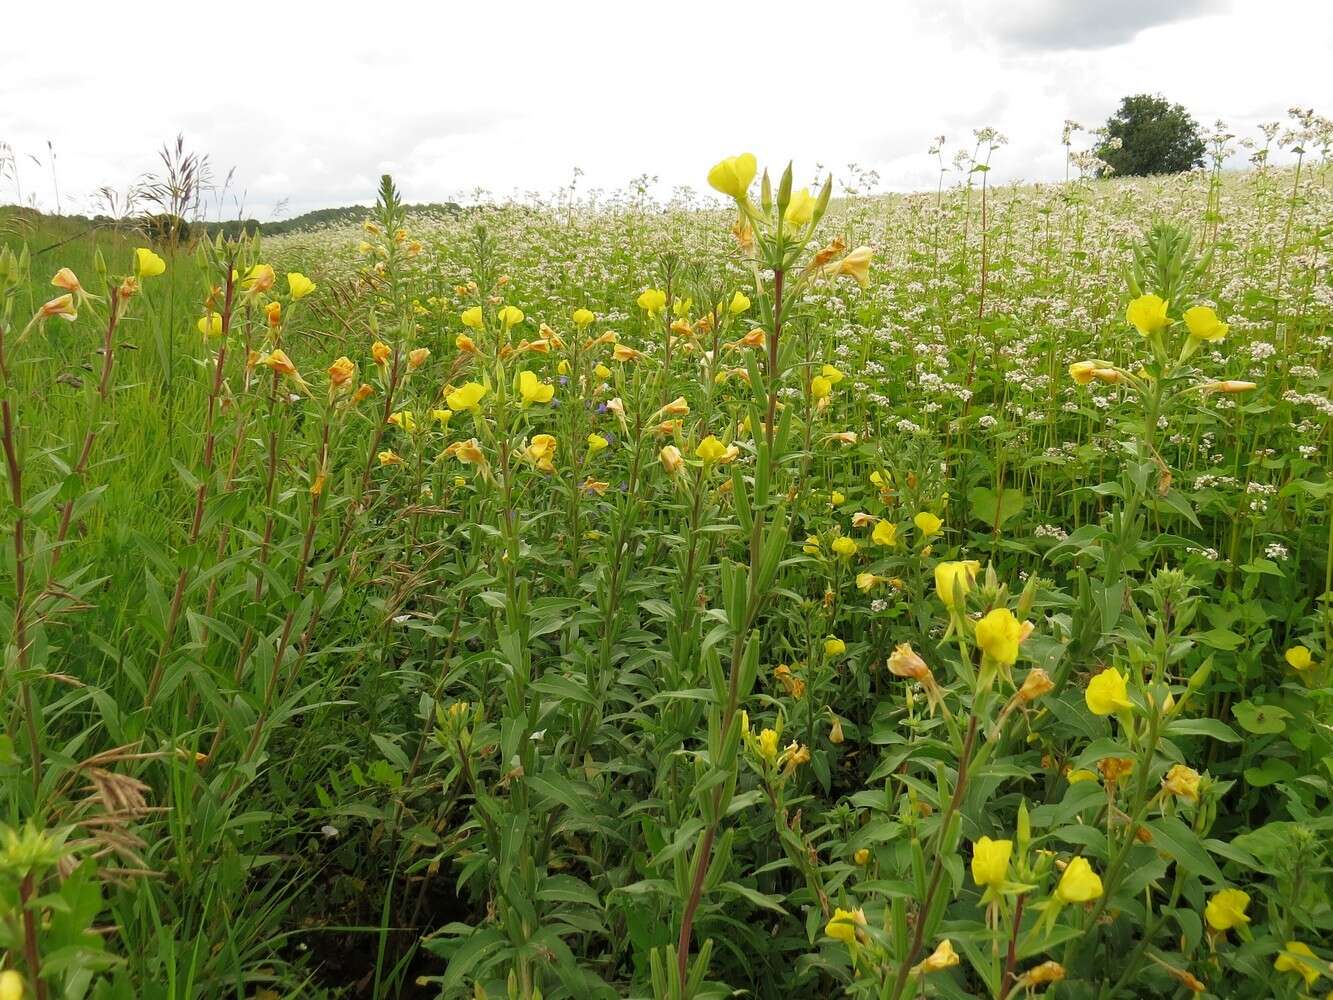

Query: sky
2,0,1330,220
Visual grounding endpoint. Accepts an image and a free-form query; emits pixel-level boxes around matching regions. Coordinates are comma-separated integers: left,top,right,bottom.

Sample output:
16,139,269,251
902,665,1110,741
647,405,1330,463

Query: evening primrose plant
1,117,1330,998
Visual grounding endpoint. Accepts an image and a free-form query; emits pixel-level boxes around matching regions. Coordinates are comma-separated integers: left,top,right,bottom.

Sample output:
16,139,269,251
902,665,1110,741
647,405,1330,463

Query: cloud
1,0,1325,218
985,0,1230,50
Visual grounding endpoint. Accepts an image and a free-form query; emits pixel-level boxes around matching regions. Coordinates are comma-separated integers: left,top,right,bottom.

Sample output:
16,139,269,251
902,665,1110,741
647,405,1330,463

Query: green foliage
1098,94,1207,177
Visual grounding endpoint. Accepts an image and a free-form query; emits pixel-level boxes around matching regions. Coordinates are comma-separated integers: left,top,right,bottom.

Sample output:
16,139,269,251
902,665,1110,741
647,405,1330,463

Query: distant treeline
0,202,464,243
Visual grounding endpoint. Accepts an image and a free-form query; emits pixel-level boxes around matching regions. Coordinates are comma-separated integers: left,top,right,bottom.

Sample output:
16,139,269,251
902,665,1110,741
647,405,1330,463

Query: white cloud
1,0,1329,219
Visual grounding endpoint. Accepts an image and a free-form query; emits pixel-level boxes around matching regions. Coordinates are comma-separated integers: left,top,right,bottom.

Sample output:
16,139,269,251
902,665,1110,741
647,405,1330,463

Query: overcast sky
2,0,1329,220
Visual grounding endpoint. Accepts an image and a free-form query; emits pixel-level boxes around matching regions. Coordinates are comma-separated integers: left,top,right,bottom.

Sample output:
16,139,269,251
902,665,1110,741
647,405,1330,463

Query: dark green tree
1097,94,1205,177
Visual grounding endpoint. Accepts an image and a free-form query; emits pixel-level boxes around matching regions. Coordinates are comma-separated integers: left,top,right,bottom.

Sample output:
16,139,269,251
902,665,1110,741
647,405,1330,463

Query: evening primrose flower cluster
1069,292,1248,395
12,245,172,349
707,151,872,289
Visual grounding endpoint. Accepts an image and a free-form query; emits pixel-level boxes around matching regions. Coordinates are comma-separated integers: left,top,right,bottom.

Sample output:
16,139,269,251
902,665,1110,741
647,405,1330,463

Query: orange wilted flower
265,301,282,328
51,267,83,296
39,293,78,322
581,477,610,495
261,349,312,393
408,347,430,369
328,356,356,387
729,328,767,351
444,438,491,480
655,396,690,419
612,344,644,363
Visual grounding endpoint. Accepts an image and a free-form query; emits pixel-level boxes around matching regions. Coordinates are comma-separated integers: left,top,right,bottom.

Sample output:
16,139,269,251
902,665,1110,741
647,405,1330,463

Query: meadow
0,117,1331,999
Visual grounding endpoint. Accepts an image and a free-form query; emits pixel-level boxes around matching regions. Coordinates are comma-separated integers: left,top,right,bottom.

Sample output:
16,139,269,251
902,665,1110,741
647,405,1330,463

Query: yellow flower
971,836,1012,888
1069,360,1098,384
460,306,485,330
856,572,881,592
872,520,897,546
1055,857,1103,904
1162,764,1202,802
853,848,870,865
135,247,167,278
1183,305,1227,342
757,727,779,764
1085,667,1132,716
821,364,844,384
1126,293,1170,336
197,312,223,337
388,410,417,432
378,449,402,466
240,262,275,293
287,272,316,299
587,433,608,455
1067,769,1097,784
826,246,873,288
784,188,816,227
831,490,845,506
1274,942,1320,988
517,370,554,406
934,560,980,608
636,288,667,314
594,362,612,379
831,537,857,558
572,307,596,327
913,511,943,537
912,939,960,975
1019,962,1066,987
729,291,750,315
824,906,866,946
706,153,757,200
810,375,832,400
527,433,557,472
0,969,23,1000
371,340,392,366
431,408,452,425
824,636,846,657
408,347,430,369
1204,888,1250,932
660,445,684,474
497,305,524,329
975,608,1025,667
695,435,727,463
1285,645,1315,671
446,381,489,412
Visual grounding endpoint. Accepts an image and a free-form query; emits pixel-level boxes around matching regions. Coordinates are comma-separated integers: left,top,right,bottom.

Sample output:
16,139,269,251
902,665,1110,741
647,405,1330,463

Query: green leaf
1232,700,1290,735
968,485,1024,528
1146,816,1224,884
